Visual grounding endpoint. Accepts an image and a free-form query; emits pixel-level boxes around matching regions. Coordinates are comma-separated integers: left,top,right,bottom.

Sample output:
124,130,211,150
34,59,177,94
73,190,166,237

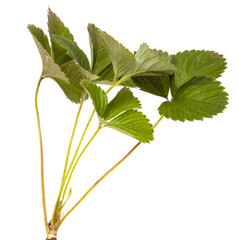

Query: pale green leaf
132,44,176,77
106,110,154,143
171,50,227,96
158,76,228,121
98,30,136,79
104,87,141,120
48,8,74,65
52,34,90,71
28,26,69,83
81,80,108,117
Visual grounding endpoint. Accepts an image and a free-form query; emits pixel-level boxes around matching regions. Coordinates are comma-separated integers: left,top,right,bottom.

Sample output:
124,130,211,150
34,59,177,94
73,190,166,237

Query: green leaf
52,34,90,71
132,44,176,76
55,61,92,103
98,30,136,79
104,87,141,120
171,50,227,96
106,110,154,143
81,80,108,118
48,8,74,65
133,75,170,99
28,25,69,83
87,24,112,75
158,76,228,121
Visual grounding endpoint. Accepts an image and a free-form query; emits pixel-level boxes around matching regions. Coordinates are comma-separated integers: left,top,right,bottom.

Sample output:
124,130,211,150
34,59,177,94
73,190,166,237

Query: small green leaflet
158,76,228,121
106,110,153,143
170,50,227,96
52,34,90,71
81,81,153,142
28,25,69,83
104,87,141,120
81,80,108,117
48,8,74,65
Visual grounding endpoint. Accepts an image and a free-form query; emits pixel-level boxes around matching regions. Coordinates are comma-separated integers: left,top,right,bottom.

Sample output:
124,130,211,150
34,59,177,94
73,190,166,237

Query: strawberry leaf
104,87,141,120
171,50,227,96
28,25,69,83
52,34,90,71
106,110,154,143
98,30,136,79
81,80,108,118
48,8,74,65
158,76,228,121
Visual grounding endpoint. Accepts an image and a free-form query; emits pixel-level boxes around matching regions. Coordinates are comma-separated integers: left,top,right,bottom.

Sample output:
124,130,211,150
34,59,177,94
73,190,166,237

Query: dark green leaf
88,24,112,75
158,76,228,121
52,34,90,71
28,24,51,55
106,110,154,143
48,8,74,65
133,75,170,99
55,61,93,103
104,87,141,120
81,80,108,117
171,50,227,96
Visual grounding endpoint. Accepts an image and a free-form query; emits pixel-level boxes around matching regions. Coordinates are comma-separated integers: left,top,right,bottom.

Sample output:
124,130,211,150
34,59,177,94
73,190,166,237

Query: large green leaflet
170,50,227,96
98,30,136,79
81,81,153,143
158,76,228,121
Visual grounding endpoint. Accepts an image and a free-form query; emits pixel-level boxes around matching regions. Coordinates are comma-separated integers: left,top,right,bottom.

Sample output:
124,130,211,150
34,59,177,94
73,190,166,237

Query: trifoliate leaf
133,74,170,99
48,8,74,65
28,25,69,83
81,80,108,118
106,110,154,143
158,76,228,121
104,87,141,120
98,30,136,79
87,24,112,75
52,34,90,71
171,50,227,96
132,44,176,76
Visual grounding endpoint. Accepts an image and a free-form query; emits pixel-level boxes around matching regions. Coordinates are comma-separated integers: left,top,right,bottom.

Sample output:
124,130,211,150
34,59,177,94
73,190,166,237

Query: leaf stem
61,109,96,199
35,74,49,233
51,91,87,225
59,115,164,225
61,126,101,201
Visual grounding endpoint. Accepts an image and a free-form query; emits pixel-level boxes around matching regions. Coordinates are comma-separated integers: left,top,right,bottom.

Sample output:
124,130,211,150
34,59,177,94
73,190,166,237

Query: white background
0,0,238,239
